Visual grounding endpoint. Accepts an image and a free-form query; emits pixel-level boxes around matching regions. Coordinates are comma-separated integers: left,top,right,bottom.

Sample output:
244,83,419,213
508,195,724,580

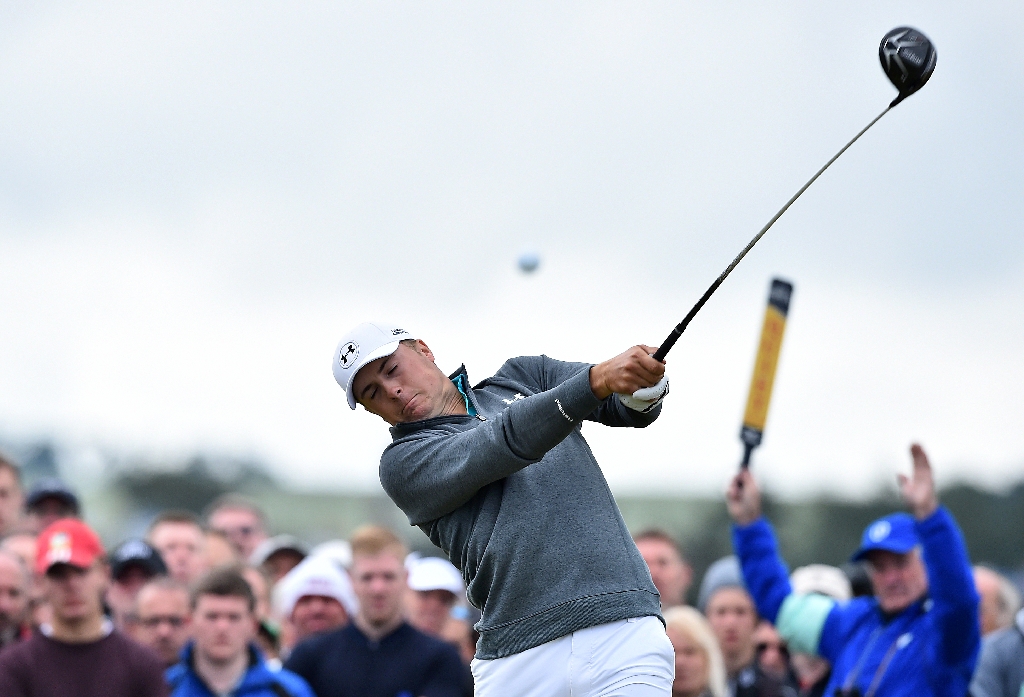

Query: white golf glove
617,375,669,413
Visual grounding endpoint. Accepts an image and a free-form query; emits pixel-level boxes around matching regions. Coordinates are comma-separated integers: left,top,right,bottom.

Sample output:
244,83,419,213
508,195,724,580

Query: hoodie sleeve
382,364,602,524
494,355,661,428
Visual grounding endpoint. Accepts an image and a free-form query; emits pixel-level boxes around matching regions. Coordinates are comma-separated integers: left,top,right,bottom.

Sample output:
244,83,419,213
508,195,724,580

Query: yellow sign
742,305,787,433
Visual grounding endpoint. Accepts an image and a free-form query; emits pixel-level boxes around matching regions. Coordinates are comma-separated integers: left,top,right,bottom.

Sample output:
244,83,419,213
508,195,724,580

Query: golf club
651,27,936,363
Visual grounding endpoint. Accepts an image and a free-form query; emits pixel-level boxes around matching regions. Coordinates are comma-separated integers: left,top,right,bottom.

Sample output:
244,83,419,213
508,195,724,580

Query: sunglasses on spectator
755,641,789,657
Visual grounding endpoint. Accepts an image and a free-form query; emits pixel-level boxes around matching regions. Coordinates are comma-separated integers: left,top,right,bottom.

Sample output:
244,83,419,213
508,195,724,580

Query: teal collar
451,374,477,416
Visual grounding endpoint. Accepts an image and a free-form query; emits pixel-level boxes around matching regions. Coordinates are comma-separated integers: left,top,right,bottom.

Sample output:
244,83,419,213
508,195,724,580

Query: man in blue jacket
725,443,979,697
166,567,314,697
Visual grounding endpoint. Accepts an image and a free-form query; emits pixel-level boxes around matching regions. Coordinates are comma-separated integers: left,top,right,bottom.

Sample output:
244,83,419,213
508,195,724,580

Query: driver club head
879,27,937,107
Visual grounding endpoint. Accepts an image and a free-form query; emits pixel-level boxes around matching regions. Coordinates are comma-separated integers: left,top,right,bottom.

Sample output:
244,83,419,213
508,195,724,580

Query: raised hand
898,443,939,520
726,469,762,526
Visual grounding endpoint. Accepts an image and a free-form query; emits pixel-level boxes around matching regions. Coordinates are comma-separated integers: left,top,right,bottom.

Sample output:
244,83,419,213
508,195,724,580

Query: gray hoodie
970,608,1024,697
380,355,663,659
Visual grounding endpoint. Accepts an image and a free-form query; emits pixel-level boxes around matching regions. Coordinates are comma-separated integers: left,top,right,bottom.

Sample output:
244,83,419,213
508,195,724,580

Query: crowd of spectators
0,448,1020,697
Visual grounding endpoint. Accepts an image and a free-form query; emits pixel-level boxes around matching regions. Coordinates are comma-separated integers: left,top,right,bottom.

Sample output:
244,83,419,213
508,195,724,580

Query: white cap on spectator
790,564,852,602
310,540,352,569
408,556,465,596
274,555,359,619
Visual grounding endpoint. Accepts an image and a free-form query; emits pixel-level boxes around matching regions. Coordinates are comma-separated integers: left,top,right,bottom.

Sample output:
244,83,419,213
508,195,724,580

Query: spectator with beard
275,555,357,654
167,567,313,697
0,549,30,651
148,511,208,586
635,529,694,610
285,526,465,697
0,456,25,537
0,519,167,696
133,578,191,669
106,539,168,631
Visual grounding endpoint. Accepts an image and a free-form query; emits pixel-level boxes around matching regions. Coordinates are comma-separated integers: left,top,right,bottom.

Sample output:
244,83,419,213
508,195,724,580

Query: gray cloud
0,2,1022,495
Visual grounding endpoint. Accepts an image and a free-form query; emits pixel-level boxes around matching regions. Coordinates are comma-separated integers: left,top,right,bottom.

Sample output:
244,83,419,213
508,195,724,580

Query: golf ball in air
518,252,540,273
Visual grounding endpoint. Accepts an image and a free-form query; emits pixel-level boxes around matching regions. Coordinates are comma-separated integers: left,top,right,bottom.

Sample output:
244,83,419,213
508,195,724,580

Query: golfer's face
354,341,449,425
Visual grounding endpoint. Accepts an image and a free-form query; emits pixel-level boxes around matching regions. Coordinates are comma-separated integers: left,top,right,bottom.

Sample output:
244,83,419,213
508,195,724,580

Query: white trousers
471,616,674,697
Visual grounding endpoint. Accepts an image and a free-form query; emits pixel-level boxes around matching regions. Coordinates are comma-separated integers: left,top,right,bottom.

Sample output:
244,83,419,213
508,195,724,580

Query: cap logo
46,532,72,564
305,578,333,593
868,520,891,542
338,341,360,370
391,328,406,336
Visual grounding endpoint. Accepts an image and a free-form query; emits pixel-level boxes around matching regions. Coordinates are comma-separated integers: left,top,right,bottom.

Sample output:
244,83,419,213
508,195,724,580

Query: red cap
36,519,105,575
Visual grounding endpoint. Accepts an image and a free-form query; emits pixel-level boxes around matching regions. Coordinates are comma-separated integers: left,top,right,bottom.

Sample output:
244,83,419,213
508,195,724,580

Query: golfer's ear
415,340,436,362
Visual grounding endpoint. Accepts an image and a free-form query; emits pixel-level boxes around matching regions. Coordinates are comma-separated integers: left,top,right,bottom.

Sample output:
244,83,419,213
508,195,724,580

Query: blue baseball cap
850,513,919,562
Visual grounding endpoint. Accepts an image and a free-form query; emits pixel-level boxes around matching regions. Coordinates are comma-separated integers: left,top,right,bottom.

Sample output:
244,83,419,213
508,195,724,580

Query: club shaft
652,105,892,362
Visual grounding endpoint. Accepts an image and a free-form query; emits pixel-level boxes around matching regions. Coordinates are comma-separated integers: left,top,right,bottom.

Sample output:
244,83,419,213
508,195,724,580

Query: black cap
109,539,167,581
25,477,80,515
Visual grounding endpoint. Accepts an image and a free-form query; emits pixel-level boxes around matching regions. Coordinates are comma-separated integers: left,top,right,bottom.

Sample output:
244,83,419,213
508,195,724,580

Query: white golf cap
790,564,852,602
273,554,359,619
310,539,353,569
332,322,417,410
408,556,466,596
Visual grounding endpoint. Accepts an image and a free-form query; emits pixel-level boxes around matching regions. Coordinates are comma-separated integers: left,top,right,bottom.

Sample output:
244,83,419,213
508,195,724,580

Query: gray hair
975,565,1022,630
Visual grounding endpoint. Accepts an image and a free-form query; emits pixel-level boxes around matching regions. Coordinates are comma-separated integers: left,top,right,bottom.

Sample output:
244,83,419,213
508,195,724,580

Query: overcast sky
1,2,1022,498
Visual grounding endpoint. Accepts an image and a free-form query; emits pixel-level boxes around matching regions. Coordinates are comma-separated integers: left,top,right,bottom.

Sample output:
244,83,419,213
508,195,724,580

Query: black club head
879,27,937,107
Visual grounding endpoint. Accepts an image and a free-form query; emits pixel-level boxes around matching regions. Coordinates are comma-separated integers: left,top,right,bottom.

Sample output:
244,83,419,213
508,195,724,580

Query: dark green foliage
940,482,1024,568
111,456,276,515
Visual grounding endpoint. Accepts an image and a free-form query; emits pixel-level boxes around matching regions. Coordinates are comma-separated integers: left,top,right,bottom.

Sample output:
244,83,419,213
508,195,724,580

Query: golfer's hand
726,470,762,526
617,375,669,413
589,345,665,400
899,443,939,520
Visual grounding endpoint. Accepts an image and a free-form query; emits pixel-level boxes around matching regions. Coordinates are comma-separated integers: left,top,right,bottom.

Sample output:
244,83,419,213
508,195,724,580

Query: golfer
333,322,674,696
